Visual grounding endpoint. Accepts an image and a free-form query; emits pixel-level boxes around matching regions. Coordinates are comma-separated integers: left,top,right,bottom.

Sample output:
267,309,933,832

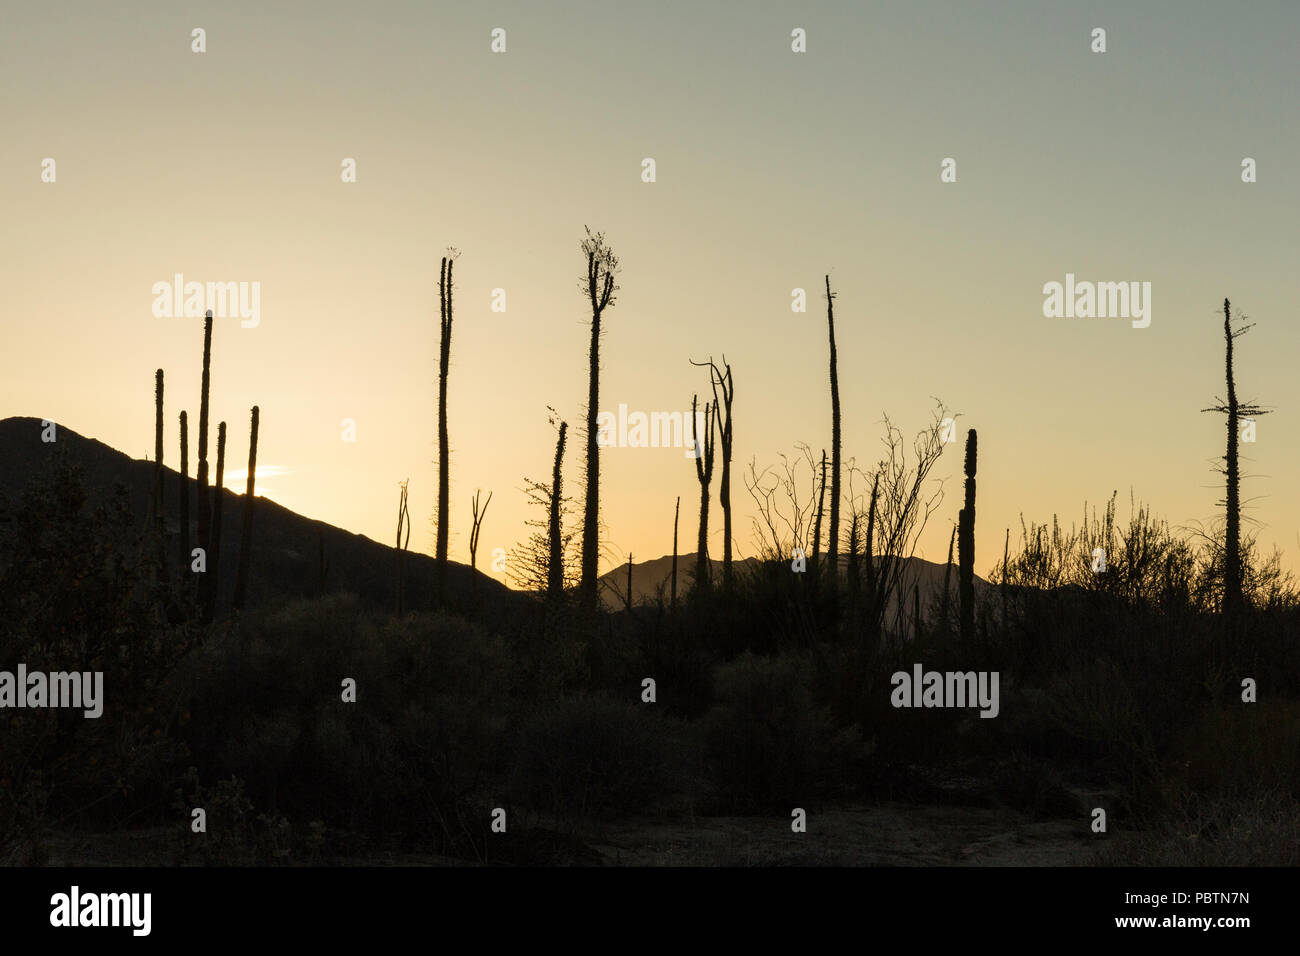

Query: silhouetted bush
508,692,695,821
702,651,869,811
171,596,514,855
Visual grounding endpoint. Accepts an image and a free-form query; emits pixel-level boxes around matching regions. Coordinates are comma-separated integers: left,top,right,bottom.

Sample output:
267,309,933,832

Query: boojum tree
435,251,458,606
578,227,620,610
824,276,842,589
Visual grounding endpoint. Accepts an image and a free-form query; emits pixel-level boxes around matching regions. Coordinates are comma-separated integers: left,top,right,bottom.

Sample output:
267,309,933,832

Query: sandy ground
34,801,1104,866
590,803,1101,866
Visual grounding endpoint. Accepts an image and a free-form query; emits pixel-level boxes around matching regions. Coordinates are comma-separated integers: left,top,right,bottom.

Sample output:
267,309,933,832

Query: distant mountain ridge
0,416,993,620
596,549,991,612
0,416,512,615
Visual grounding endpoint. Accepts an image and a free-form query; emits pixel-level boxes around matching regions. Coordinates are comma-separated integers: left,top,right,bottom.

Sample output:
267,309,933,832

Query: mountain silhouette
0,416,512,615
597,550,991,612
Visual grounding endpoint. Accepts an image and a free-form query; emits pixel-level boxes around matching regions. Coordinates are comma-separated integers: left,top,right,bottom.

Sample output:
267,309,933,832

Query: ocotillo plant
824,276,842,581
435,253,456,605
547,420,568,602
178,410,190,577
469,488,492,604
205,421,226,623
396,479,411,615
232,406,259,612
579,227,620,609
958,428,978,644
690,394,716,593
1201,297,1268,618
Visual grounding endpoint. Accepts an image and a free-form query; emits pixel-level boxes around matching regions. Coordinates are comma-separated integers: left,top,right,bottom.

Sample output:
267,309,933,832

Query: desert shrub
508,692,695,821
0,454,190,857
1101,789,1300,866
702,651,869,811
1156,699,1300,804
169,769,293,865
171,596,514,852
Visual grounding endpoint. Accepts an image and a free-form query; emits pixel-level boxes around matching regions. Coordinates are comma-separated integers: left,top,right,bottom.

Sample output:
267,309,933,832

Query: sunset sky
4,1,1298,583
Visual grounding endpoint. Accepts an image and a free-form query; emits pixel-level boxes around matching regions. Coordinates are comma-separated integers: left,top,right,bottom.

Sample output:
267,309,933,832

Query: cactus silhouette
692,357,735,589
153,369,168,590
690,393,716,593
547,419,568,602
153,369,164,518
178,410,189,578
435,254,455,605
233,406,259,612
196,312,214,615
958,428,977,643
205,420,226,623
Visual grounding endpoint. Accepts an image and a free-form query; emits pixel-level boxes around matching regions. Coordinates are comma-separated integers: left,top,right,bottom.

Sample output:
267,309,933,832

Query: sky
3,1,1298,584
